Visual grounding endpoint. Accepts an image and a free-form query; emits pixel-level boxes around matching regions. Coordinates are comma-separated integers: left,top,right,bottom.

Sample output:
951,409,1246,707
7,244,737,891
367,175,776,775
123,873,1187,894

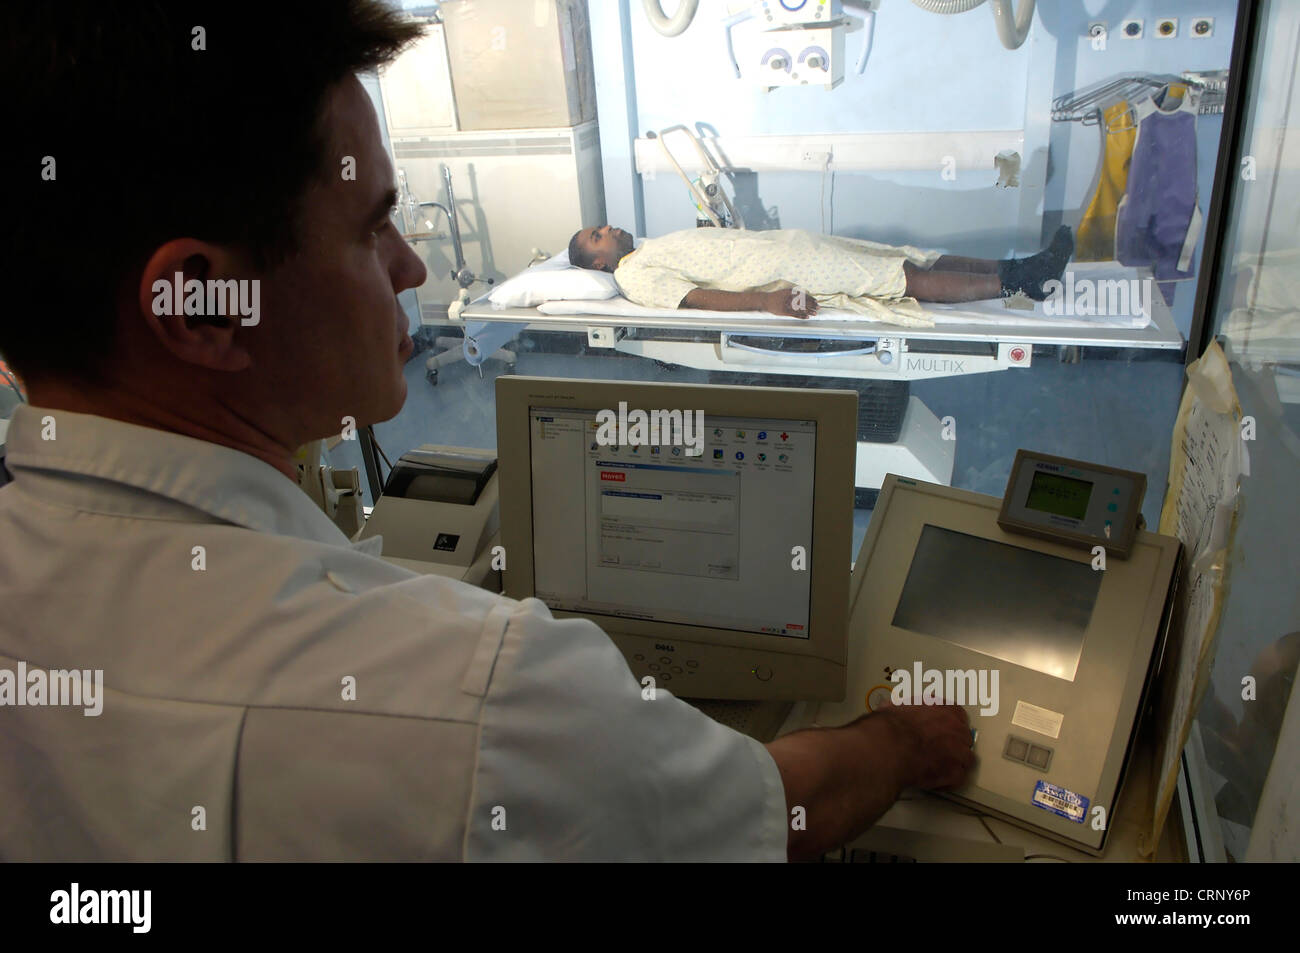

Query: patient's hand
765,288,819,318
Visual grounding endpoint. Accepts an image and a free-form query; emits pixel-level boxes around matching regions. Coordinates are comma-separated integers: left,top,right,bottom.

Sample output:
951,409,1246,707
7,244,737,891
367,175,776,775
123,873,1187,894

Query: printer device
359,445,502,590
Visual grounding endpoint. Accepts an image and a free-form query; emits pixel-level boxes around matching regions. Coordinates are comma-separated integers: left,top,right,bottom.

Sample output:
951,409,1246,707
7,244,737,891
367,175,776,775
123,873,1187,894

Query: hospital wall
592,0,1239,338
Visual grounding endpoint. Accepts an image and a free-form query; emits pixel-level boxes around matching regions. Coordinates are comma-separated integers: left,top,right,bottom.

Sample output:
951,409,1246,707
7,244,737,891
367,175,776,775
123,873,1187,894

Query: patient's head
569,225,634,272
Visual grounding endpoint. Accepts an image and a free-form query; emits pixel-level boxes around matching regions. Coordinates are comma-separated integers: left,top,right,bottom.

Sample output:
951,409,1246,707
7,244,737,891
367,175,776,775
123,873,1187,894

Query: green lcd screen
1025,470,1093,520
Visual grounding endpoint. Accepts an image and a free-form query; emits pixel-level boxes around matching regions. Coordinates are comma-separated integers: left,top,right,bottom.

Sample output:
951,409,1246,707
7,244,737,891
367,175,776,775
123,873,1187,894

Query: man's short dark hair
568,230,598,271
1,1,423,385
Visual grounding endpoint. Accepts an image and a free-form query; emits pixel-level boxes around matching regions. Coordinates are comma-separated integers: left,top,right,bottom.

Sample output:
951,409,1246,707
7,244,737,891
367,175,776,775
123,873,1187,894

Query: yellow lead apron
1075,100,1137,261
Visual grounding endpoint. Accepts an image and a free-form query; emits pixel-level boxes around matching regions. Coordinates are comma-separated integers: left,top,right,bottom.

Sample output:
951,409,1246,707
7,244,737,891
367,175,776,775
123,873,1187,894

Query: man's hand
765,701,975,861
764,288,819,318
871,702,976,791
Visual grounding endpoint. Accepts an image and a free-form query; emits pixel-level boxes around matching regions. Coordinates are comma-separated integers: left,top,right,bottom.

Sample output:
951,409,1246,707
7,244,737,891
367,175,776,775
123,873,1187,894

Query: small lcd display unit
817,458,1181,854
495,376,858,702
998,450,1147,559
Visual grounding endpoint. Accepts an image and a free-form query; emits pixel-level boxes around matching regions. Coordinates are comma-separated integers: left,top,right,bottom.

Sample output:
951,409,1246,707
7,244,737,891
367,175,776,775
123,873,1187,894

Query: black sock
998,226,1074,300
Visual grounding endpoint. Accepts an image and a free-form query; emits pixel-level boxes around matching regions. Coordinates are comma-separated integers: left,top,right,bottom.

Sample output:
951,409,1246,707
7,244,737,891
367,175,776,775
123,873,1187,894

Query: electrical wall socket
1120,18,1144,39
1191,17,1214,38
1155,18,1178,39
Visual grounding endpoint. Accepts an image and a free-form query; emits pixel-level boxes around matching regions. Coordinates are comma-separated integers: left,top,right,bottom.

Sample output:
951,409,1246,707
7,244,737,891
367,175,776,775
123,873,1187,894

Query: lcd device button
1004,736,1029,762
1027,745,1053,770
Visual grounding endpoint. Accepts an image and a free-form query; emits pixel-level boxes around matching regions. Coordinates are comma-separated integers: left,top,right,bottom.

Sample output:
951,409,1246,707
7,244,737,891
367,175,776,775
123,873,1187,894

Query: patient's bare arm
680,288,819,318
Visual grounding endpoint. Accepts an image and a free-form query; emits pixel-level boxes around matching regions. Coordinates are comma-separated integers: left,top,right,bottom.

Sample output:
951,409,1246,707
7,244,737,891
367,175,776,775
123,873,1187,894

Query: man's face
251,74,426,437
579,225,634,271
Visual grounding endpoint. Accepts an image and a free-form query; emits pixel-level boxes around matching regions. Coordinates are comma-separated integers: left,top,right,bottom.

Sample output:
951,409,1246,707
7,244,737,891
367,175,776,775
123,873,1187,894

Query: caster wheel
505,363,517,375
426,369,439,386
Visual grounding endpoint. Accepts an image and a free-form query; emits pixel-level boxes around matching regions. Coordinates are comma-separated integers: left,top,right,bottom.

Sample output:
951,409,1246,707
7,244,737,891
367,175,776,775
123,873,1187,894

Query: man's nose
393,236,427,292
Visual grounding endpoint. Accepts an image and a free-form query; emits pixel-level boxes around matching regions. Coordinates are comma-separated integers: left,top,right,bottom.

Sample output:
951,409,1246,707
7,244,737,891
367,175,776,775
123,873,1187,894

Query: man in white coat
0,1,973,862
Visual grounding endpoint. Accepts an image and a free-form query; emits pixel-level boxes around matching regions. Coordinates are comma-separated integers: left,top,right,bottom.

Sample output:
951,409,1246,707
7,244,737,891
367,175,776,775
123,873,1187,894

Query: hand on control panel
873,702,976,792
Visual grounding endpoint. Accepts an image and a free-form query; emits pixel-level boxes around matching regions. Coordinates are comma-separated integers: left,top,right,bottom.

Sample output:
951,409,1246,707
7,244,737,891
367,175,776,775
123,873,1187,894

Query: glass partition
1188,0,1300,862
355,0,1245,570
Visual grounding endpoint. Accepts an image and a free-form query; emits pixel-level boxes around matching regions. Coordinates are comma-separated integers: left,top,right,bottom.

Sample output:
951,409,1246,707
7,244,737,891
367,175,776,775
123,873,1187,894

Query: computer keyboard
821,847,918,863
820,825,1026,863
685,698,794,743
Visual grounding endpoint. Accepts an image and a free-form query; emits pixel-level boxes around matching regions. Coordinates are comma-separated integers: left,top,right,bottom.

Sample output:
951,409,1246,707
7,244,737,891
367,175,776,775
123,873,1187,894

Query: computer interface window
529,408,817,638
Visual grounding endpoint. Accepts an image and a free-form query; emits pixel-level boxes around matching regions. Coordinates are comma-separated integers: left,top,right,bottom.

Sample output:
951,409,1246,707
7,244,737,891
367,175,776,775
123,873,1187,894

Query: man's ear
136,238,255,373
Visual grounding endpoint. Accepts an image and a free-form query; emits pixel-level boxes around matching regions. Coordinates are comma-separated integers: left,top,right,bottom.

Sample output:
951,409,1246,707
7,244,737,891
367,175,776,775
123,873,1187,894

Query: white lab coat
0,405,787,861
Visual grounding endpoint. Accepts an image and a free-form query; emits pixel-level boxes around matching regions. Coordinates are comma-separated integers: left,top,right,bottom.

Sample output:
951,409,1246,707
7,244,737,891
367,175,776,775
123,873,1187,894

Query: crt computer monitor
495,376,857,701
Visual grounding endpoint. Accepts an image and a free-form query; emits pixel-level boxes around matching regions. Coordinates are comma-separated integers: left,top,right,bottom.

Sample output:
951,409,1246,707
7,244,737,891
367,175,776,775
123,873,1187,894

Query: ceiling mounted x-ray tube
724,1,876,83
643,0,700,37
909,0,1036,50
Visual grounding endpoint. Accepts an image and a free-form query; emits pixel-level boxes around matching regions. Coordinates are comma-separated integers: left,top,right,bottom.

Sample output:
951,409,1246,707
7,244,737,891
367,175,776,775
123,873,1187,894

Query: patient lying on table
568,225,1073,324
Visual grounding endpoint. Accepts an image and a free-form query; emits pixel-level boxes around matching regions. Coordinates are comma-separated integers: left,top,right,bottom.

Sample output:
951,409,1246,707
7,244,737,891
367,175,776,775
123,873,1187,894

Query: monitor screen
892,525,1100,681
1025,469,1093,520
528,407,816,638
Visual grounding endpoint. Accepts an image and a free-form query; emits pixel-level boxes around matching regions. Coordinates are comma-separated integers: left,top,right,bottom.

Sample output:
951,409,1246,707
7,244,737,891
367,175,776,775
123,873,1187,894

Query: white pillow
487,255,619,309
526,249,573,271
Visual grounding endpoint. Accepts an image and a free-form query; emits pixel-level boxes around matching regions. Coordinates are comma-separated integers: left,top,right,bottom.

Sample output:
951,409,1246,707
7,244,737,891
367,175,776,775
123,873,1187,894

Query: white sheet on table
537,264,1154,330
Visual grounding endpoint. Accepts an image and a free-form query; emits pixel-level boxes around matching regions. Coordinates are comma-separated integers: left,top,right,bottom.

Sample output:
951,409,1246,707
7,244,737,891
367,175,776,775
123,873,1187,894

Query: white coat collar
3,403,359,548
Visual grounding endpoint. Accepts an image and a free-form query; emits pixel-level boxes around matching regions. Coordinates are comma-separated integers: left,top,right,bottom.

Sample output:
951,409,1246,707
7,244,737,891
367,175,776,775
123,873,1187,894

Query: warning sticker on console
1011,700,1064,739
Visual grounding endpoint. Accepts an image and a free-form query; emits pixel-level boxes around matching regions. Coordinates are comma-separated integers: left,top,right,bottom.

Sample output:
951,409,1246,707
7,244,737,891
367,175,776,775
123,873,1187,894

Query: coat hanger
1053,72,1218,128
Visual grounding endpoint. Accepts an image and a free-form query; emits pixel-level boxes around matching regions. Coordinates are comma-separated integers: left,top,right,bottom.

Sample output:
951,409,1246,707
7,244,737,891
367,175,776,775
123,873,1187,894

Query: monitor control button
754,665,773,681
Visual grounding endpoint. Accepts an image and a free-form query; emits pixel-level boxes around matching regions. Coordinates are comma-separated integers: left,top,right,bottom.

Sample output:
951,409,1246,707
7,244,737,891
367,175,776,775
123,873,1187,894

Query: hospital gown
613,228,944,327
